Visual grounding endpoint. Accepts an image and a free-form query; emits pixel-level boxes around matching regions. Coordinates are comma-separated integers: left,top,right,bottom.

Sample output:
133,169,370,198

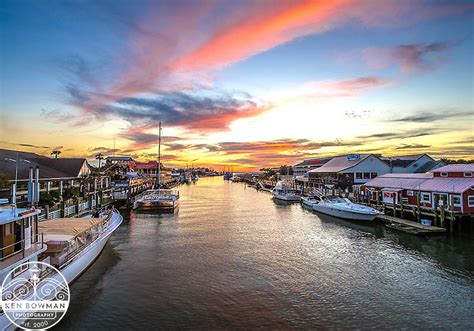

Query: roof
432,164,474,173
382,154,427,161
0,149,88,181
414,160,445,173
136,161,159,169
365,173,474,193
308,154,371,173
381,154,433,168
39,217,104,240
293,157,332,168
0,207,40,225
365,173,432,190
419,177,474,194
106,156,133,161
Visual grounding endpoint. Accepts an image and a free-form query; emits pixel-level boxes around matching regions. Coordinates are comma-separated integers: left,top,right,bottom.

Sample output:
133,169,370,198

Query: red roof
135,161,158,169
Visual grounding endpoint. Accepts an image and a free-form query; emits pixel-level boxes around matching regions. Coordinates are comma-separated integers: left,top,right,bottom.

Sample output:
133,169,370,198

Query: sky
0,0,473,170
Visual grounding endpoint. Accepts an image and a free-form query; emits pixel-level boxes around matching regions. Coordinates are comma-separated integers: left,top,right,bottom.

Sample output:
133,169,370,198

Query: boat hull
0,211,123,330
133,200,178,211
312,204,377,221
301,197,318,208
272,193,301,201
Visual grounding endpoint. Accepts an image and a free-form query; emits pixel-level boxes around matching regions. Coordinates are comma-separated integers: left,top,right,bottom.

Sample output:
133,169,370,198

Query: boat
301,196,319,208
133,188,179,211
133,121,180,211
312,196,381,221
271,181,301,202
0,202,122,330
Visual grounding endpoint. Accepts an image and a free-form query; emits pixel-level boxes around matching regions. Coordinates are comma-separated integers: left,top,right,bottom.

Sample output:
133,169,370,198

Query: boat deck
377,215,446,235
39,217,105,238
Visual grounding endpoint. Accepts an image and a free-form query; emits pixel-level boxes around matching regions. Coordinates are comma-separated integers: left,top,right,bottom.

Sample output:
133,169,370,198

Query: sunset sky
1,0,473,170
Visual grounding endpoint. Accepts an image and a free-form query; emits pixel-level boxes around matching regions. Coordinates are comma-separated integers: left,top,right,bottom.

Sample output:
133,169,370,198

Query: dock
377,214,446,235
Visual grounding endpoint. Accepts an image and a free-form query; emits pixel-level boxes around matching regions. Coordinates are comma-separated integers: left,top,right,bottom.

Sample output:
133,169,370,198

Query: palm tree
95,153,104,170
51,150,61,158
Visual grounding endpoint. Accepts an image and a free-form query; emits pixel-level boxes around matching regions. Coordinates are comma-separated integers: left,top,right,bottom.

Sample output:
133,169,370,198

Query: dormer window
464,172,472,177
440,172,448,177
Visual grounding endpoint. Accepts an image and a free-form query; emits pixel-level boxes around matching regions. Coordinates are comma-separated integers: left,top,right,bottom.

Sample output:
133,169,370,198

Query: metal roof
418,177,474,193
364,173,431,190
308,154,371,173
432,164,474,173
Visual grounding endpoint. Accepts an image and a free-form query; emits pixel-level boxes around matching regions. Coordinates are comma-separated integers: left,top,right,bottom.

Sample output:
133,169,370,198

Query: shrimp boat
312,196,381,221
0,201,122,330
271,181,301,202
133,122,180,212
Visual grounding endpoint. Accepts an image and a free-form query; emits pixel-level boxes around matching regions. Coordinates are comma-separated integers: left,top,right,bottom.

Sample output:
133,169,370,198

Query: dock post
440,206,445,229
392,194,396,217
400,196,404,219
433,195,438,227
449,215,454,233
417,193,421,222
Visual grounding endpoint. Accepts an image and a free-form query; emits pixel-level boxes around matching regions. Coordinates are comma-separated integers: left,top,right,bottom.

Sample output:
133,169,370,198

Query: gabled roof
381,154,434,168
293,157,332,168
414,160,445,173
308,154,372,173
432,164,474,173
365,173,432,190
0,149,88,181
419,177,474,193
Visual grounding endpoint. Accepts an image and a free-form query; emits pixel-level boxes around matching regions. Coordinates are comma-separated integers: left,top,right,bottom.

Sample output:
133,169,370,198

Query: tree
95,153,104,169
279,165,293,176
51,150,61,158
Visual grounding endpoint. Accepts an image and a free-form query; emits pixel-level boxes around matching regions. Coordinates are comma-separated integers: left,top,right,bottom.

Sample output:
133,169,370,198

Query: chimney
28,167,34,204
34,166,40,205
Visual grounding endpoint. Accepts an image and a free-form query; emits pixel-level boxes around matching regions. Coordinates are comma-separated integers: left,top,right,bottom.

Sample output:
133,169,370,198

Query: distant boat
312,196,381,221
271,181,301,201
223,172,233,180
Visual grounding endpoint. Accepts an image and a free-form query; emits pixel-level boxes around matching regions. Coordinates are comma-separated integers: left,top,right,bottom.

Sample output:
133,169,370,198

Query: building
292,157,332,176
380,154,445,173
308,154,391,191
362,164,474,214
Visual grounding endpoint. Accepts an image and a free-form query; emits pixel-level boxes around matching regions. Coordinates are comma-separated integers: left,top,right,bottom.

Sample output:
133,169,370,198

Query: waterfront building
361,164,474,215
308,154,390,191
292,157,332,177
380,154,445,173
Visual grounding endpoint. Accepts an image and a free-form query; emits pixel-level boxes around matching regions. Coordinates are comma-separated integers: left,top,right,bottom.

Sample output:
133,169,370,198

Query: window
469,196,474,207
440,172,448,177
421,192,431,203
12,263,29,278
4,223,12,236
464,172,472,177
356,172,362,179
371,172,378,179
450,195,461,207
363,172,371,179
406,190,414,196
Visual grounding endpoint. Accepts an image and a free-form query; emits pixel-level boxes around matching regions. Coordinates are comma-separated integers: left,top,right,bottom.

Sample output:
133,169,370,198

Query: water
58,177,474,329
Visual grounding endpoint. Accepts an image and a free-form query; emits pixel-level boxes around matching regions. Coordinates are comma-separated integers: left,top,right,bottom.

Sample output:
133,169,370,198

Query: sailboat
133,122,180,211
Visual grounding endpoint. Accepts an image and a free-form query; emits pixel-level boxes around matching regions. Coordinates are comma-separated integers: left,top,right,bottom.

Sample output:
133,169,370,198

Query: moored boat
271,181,301,202
312,196,381,221
133,189,179,211
301,196,319,208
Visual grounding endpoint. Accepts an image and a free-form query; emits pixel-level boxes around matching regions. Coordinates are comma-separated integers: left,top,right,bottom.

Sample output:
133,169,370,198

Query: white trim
421,192,431,203
468,195,474,208
450,194,462,207
464,172,472,177
440,172,448,177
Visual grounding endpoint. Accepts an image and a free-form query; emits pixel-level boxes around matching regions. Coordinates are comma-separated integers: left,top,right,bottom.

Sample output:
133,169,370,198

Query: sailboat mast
158,121,162,188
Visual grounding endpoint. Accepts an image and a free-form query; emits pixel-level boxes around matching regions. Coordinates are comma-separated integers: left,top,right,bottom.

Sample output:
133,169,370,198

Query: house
292,157,332,177
308,154,391,191
380,154,445,173
362,164,474,214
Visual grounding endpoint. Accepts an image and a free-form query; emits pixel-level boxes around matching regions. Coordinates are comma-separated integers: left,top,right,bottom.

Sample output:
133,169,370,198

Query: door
433,193,448,210
24,217,32,250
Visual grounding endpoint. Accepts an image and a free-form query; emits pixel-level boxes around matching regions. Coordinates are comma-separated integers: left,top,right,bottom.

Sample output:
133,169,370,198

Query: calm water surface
59,177,474,329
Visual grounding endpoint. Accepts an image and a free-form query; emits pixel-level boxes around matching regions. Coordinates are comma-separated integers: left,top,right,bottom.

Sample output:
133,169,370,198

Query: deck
377,215,446,235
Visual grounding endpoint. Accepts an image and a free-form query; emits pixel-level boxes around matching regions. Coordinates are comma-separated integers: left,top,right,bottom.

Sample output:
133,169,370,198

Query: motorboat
312,196,381,221
133,189,179,211
0,204,122,330
271,181,301,202
301,196,319,208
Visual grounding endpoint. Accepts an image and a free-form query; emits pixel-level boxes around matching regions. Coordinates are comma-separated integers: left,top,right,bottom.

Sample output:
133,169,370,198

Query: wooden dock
377,215,446,235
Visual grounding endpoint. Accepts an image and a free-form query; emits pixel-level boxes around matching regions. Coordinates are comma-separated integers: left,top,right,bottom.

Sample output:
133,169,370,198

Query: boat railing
0,233,45,262
58,209,117,270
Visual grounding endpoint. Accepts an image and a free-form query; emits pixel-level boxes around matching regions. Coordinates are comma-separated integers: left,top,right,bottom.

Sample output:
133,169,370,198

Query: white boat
312,196,381,221
271,181,301,202
133,189,179,211
301,196,319,207
0,205,123,330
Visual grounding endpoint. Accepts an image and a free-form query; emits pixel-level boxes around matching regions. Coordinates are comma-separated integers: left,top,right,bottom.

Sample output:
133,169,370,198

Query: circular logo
1,261,70,330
